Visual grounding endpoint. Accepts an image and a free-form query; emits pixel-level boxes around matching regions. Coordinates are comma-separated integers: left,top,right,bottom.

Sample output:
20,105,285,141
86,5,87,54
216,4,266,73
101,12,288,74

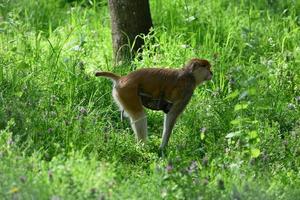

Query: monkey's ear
189,62,199,72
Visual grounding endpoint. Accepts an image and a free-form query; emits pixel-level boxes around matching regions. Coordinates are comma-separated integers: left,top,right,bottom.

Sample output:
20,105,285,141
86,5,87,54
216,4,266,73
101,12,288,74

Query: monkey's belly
139,92,173,113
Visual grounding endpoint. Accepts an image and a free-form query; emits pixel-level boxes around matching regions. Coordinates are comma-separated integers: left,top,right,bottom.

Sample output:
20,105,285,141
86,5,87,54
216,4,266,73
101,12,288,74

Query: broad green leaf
248,131,258,139
225,131,242,138
248,88,257,95
231,118,252,125
230,119,242,125
225,90,240,100
234,103,249,111
200,132,205,140
250,148,260,158
257,106,271,110
14,92,23,97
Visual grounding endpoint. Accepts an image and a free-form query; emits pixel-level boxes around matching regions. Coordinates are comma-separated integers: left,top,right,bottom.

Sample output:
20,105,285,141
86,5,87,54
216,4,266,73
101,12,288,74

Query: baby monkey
95,58,212,150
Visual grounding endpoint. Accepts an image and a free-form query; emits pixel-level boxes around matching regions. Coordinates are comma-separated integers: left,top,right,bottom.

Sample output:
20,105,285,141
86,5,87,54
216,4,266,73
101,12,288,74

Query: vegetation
0,0,300,199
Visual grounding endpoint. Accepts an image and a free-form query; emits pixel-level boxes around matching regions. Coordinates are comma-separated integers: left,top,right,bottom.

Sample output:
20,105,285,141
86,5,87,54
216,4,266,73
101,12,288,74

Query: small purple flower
20,176,27,183
166,161,173,173
229,77,236,85
166,164,173,173
187,161,198,174
48,170,53,181
80,107,88,116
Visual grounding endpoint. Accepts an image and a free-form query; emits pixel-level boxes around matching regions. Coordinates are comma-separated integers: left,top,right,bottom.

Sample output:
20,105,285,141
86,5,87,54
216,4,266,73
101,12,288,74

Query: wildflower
185,16,196,22
161,188,168,198
7,138,13,146
20,176,27,183
50,95,58,104
48,170,53,181
181,44,189,49
48,128,53,133
166,164,173,173
166,161,173,173
200,127,206,140
187,161,198,174
50,111,57,117
287,103,296,110
200,127,207,133
51,195,60,200
212,88,221,97
202,156,208,167
80,107,88,116
295,96,300,104
9,186,19,193
71,45,81,51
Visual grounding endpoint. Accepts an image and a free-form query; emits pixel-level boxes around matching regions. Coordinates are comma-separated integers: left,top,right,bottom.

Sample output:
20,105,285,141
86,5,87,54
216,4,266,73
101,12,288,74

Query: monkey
95,58,213,150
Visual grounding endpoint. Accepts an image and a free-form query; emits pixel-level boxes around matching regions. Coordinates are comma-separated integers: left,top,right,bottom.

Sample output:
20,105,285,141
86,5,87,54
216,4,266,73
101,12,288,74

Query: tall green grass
0,0,300,199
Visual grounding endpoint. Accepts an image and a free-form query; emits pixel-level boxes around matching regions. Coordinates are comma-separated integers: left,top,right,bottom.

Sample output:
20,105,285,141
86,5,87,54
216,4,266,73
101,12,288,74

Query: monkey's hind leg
115,88,148,142
130,112,147,142
112,88,127,118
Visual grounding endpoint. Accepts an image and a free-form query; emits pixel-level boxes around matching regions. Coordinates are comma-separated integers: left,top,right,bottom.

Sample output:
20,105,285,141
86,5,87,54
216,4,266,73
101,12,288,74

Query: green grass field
0,0,300,199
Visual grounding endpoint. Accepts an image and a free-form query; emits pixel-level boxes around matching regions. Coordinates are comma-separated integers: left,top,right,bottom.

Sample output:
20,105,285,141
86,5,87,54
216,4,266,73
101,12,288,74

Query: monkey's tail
95,71,120,83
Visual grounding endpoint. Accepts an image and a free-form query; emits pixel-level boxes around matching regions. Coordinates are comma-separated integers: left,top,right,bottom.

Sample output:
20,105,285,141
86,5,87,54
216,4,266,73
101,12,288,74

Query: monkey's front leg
160,111,179,150
159,92,193,150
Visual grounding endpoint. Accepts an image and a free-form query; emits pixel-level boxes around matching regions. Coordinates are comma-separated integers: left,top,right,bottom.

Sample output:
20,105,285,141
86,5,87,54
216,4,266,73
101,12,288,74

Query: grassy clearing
0,0,300,199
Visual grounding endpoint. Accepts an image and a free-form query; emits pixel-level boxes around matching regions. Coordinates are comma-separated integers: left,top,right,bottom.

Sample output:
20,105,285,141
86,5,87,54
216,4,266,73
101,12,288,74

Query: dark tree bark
108,0,153,64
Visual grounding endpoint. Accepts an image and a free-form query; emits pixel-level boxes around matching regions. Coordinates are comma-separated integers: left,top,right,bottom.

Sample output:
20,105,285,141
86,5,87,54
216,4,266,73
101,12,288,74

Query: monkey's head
185,58,213,85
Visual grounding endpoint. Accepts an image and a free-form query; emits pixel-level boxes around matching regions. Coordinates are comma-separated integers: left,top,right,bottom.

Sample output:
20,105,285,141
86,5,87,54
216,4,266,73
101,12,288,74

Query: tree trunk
108,0,153,64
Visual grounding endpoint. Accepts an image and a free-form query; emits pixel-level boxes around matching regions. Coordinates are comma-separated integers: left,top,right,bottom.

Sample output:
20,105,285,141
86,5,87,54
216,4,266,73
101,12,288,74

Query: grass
0,0,300,199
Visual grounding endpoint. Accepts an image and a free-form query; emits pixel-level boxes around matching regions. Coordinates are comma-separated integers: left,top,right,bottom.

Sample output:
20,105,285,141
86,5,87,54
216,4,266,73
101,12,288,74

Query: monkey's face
188,59,213,84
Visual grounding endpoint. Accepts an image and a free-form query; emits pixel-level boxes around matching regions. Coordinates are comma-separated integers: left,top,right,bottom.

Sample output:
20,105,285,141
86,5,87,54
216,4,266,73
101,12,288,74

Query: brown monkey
95,58,212,150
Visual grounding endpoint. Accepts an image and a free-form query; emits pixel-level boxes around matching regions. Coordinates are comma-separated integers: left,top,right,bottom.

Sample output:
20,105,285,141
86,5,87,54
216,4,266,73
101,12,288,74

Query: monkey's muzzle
207,72,213,80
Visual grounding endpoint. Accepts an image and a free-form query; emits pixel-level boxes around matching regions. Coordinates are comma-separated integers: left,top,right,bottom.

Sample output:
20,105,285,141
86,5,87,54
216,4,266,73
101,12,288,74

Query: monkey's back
118,68,195,102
